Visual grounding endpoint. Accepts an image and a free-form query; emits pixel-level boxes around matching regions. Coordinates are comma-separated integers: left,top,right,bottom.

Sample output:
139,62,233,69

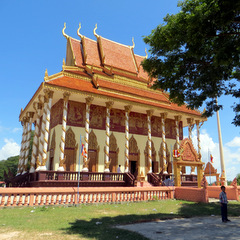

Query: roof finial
130,37,135,49
77,23,84,39
93,24,99,38
145,48,148,59
44,69,48,81
62,22,69,39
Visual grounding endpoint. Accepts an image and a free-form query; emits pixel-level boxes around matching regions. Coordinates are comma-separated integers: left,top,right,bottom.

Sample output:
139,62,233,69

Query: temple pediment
179,138,199,162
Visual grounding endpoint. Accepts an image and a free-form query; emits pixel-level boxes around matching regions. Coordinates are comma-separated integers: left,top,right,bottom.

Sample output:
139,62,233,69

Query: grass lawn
0,200,240,240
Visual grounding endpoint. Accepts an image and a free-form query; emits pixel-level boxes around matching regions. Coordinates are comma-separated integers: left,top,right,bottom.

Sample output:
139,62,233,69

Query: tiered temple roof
19,24,206,126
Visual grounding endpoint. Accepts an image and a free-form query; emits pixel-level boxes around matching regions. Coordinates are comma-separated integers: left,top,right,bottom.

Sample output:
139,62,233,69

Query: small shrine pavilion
17,24,207,182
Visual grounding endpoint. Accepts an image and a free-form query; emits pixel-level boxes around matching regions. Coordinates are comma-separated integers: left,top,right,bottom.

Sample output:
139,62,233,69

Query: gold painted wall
48,124,177,177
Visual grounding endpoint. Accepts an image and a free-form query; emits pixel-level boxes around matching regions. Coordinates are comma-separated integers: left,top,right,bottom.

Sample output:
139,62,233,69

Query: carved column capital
146,109,154,117
160,112,168,119
48,90,54,99
106,101,114,109
86,96,94,105
187,117,194,125
28,112,34,119
174,115,182,121
63,92,70,102
124,105,132,113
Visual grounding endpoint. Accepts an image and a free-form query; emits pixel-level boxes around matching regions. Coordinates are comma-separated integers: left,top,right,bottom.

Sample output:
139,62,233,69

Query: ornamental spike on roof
64,23,146,78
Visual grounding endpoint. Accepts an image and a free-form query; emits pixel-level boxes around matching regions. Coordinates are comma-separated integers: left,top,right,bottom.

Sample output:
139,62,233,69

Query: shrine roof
45,75,203,116
67,33,147,79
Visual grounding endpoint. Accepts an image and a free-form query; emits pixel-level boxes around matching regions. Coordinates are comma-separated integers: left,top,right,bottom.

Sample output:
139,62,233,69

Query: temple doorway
49,129,55,171
88,130,99,172
129,136,140,178
64,128,78,171
109,133,119,172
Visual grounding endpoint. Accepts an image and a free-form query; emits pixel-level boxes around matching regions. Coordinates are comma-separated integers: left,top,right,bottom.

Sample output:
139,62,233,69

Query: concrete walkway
116,216,240,240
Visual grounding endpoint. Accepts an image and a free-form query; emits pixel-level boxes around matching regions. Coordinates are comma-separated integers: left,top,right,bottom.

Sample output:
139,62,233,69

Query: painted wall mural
51,101,183,140
50,99,63,129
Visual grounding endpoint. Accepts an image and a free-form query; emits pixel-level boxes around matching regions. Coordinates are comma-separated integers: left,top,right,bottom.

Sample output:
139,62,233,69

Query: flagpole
77,135,82,204
216,98,226,186
209,152,211,185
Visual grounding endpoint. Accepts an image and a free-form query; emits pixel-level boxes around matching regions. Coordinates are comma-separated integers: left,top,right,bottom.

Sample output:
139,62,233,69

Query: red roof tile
82,37,102,66
135,54,149,80
69,38,84,67
99,37,137,73
46,76,202,116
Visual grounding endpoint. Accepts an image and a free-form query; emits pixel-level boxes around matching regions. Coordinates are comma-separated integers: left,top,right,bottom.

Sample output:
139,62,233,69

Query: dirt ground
117,216,240,240
1,216,240,240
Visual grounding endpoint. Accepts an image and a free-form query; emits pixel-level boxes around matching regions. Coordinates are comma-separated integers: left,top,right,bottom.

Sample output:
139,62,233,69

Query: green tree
142,0,240,125
237,173,240,185
0,156,19,181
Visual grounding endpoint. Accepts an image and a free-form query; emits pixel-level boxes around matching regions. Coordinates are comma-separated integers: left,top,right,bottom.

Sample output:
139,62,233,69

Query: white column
105,101,114,172
17,118,27,175
124,105,132,173
58,92,70,171
147,110,153,173
216,98,226,186
161,112,168,174
37,95,47,171
196,120,204,161
174,116,181,150
30,102,42,173
187,118,194,142
83,97,93,172
187,118,194,174
22,112,34,174
41,90,54,171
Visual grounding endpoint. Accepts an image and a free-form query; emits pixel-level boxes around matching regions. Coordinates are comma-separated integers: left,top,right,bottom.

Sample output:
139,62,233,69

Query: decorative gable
179,138,199,162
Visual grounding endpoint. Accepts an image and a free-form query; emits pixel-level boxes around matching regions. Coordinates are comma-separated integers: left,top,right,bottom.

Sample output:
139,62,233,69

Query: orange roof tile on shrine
69,38,84,67
99,37,137,73
46,76,202,116
135,54,149,80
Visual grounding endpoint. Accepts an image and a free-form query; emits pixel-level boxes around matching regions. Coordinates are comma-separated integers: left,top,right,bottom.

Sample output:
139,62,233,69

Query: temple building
17,24,207,182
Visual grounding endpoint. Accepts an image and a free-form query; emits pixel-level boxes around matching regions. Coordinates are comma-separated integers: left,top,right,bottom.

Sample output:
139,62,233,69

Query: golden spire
62,22,69,39
63,58,65,66
77,23,84,39
145,48,148,59
93,24,99,38
44,69,48,81
130,37,135,50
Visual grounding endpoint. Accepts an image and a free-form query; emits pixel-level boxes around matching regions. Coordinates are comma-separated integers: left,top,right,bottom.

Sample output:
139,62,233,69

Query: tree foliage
142,0,240,125
0,156,19,181
237,173,240,186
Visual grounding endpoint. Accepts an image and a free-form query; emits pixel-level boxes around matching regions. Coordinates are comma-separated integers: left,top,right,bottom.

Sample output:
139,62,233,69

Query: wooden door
88,149,97,172
109,151,117,172
64,148,76,171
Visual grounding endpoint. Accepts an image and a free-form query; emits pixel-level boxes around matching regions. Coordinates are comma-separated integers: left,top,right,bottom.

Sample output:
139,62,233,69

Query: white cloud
191,129,240,181
0,139,20,160
226,136,240,147
12,127,22,133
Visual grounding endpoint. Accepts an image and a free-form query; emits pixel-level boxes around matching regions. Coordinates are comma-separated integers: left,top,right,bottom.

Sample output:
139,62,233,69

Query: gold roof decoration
145,48,148,59
62,22,69,39
77,23,84,39
93,24,99,38
130,37,135,50
44,69,49,81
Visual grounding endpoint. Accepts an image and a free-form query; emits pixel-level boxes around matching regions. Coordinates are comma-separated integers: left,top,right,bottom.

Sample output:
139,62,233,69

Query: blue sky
0,0,239,180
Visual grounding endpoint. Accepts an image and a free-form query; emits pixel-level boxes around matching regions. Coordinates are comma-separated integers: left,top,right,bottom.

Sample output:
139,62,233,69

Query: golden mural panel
67,100,85,127
50,99,63,129
129,112,147,135
90,105,106,130
110,109,125,132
